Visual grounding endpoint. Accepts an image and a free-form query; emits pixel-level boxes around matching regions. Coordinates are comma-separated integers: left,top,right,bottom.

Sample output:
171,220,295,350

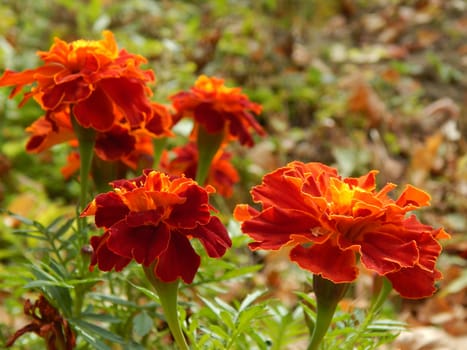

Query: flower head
160,142,239,197
234,161,450,298
81,170,231,283
0,30,154,132
6,295,76,350
27,102,173,178
170,75,265,147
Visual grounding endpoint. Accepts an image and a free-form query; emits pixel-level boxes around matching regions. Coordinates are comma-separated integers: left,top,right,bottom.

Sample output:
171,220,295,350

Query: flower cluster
81,169,232,283
0,31,172,175
234,161,450,298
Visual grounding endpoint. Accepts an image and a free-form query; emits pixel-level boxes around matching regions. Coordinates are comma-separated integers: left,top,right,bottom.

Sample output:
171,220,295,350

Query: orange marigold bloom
234,161,450,299
0,30,154,132
6,295,76,350
81,170,231,283
28,102,173,178
160,142,239,197
170,75,265,146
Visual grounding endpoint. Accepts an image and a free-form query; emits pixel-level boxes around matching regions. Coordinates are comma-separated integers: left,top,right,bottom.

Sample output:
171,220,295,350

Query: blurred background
0,1,466,348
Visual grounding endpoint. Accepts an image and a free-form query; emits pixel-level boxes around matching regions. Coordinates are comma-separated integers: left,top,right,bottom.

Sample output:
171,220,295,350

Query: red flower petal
124,209,164,227
193,103,225,133
290,242,358,283
251,167,314,211
358,231,419,274
385,265,438,298
187,216,232,258
107,220,170,265
99,78,151,129
168,184,211,228
154,233,200,283
90,233,131,272
94,125,136,160
241,207,322,250
90,192,130,228
73,86,115,131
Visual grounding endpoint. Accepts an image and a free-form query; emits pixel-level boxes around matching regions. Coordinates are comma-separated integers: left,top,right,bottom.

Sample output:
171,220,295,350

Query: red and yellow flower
170,75,265,147
0,30,154,132
160,142,239,197
234,161,450,299
81,170,231,283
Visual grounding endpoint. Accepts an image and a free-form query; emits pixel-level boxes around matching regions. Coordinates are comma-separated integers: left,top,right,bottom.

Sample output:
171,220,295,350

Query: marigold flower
160,142,239,197
28,102,173,178
81,170,232,283
170,75,265,147
234,161,450,299
0,30,154,132
6,295,76,350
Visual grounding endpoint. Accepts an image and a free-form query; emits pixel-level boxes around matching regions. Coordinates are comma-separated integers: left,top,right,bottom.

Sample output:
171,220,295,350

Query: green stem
307,275,349,350
370,276,393,314
143,265,189,350
153,137,167,170
71,115,95,317
72,118,95,212
195,125,224,185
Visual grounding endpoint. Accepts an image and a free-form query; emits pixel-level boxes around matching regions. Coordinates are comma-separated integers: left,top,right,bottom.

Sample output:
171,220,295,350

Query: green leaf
69,320,112,350
70,318,125,344
219,309,235,329
29,263,73,317
88,292,140,308
65,278,103,286
81,312,122,324
23,280,74,289
238,289,266,313
220,264,263,280
198,295,223,320
12,230,47,240
133,310,153,337
50,217,74,240
126,280,160,302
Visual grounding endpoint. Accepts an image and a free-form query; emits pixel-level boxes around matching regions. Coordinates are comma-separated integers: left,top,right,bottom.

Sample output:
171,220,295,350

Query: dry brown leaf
409,132,444,186
345,75,392,128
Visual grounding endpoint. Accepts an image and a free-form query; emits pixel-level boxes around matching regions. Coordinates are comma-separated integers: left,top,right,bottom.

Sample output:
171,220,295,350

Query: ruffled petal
290,242,358,283
385,265,439,299
241,207,322,250
86,192,130,228
154,233,201,283
168,184,211,228
73,86,116,131
94,125,136,160
89,233,131,272
358,231,419,274
99,78,152,129
396,185,431,209
188,216,232,257
107,221,170,265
